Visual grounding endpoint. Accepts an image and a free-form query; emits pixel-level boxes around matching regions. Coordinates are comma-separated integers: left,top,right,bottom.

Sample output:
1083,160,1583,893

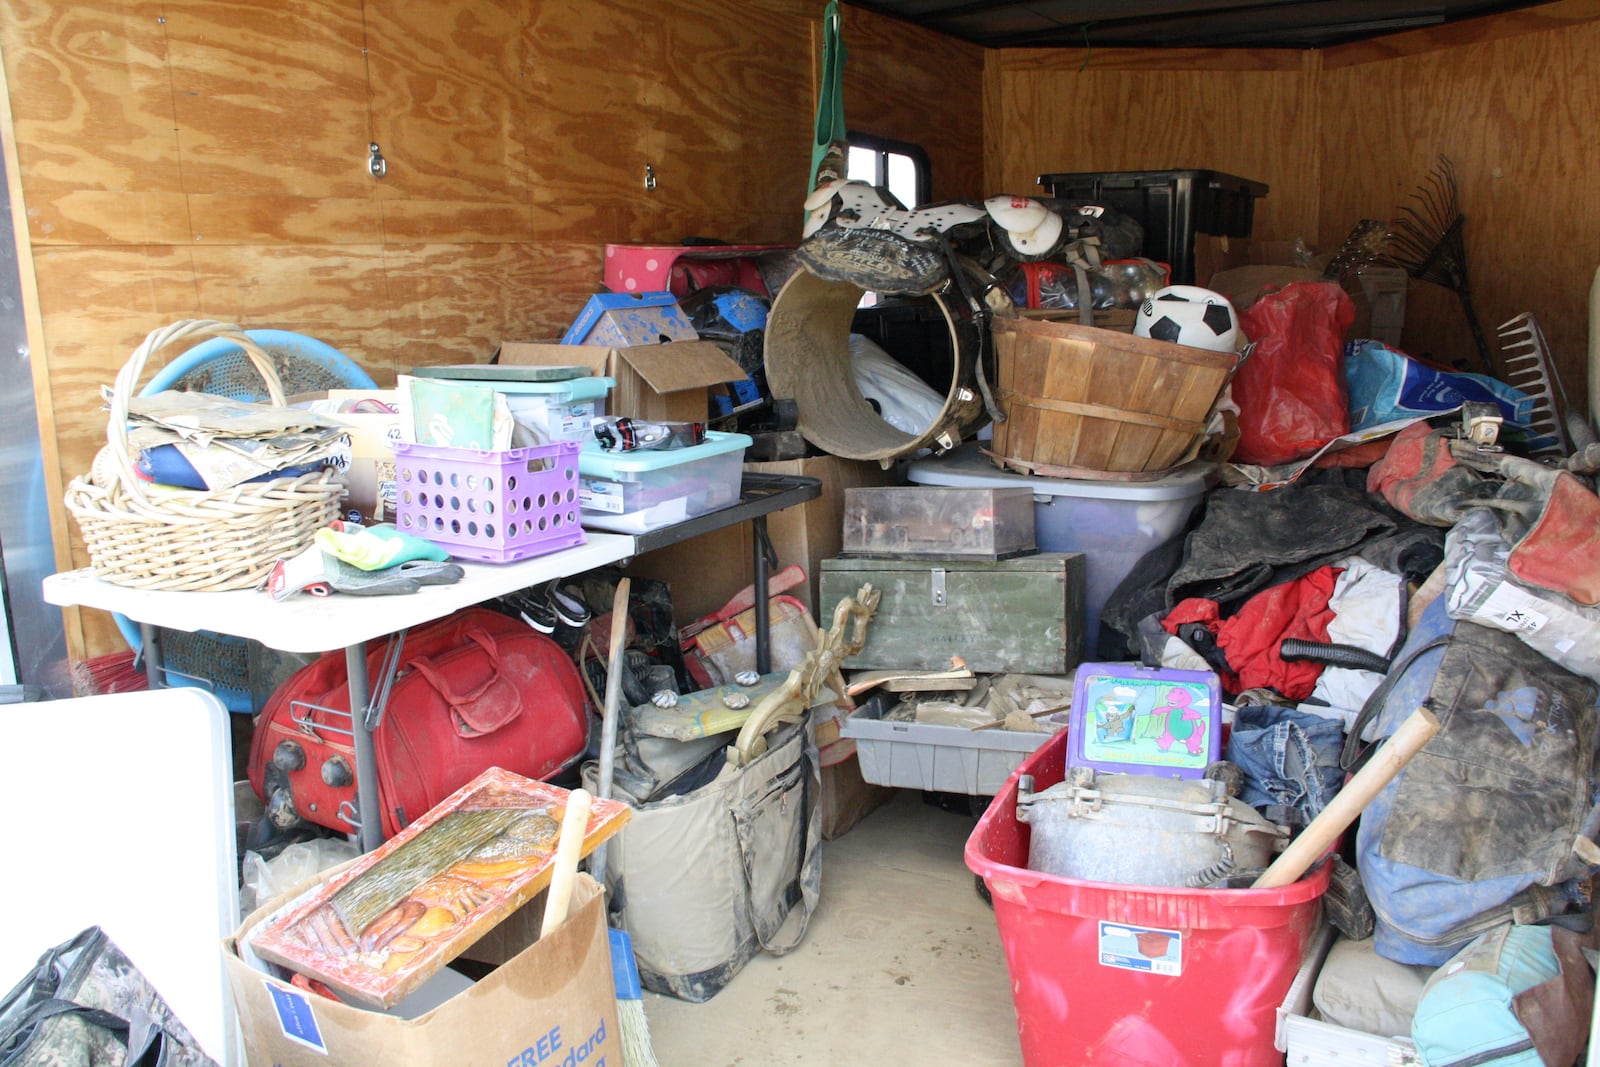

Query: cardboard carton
224,874,619,1067
560,291,698,347
313,390,404,525
819,738,894,840
496,340,743,425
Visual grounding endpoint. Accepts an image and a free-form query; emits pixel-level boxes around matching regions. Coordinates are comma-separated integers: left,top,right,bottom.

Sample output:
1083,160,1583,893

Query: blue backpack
1349,597,1600,966
1410,924,1595,1067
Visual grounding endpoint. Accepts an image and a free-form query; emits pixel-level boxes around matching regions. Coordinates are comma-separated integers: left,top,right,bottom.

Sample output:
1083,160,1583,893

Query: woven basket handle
104,319,287,502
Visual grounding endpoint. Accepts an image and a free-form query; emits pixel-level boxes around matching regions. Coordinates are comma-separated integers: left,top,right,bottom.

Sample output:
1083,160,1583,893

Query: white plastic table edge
42,532,637,654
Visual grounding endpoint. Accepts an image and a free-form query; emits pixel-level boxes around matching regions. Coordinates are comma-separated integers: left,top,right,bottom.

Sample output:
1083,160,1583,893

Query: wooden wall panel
0,1,179,194
163,0,372,198
364,0,531,203
991,50,1321,246
839,6,986,201
1318,18,1600,399
190,244,393,372
382,241,603,369
521,0,814,245
29,246,200,490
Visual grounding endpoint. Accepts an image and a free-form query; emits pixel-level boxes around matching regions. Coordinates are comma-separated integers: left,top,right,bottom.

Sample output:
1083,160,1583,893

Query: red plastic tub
965,729,1329,1067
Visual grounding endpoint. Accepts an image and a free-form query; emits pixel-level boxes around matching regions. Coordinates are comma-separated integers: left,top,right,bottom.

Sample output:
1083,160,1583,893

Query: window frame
845,131,932,208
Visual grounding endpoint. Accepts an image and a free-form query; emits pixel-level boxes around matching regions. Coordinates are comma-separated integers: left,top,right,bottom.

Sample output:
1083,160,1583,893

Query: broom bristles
617,998,661,1067
72,651,149,696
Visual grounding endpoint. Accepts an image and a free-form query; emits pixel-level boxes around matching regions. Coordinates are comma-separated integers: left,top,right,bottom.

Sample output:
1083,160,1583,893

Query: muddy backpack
1347,596,1600,966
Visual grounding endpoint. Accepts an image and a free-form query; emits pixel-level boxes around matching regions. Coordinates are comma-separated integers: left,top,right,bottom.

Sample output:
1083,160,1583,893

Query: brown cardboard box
628,453,899,623
819,738,893,840
496,340,744,424
224,874,619,1067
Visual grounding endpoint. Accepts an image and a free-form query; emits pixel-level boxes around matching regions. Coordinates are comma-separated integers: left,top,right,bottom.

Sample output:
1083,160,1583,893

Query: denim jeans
1225,704,1346,823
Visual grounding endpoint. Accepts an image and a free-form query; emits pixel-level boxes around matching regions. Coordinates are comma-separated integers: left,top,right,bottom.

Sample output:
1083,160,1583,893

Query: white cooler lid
907,443,1216,501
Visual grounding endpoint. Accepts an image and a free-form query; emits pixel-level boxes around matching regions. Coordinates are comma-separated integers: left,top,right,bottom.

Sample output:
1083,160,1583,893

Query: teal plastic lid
412,363,593,382
579,430,752,475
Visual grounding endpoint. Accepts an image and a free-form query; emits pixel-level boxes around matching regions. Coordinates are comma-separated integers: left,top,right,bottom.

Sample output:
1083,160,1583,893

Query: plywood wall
0,0,985,661
986,0,1600,408
987,47,1321,246
1317,2,1600,400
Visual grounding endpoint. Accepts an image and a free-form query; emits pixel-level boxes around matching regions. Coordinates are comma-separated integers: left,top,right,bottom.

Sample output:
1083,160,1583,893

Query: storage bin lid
907,443,1215,501
493,376,614,402
578,430,751,475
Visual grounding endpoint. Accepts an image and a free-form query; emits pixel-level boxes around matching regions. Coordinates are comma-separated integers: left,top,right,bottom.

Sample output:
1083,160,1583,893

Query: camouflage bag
0,927,215,1066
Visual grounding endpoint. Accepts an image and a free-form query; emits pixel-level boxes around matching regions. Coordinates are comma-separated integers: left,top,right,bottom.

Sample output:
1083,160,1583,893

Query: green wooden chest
819,552,1086,674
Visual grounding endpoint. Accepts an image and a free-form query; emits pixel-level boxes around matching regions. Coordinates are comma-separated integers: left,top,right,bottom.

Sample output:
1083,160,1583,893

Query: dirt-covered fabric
0,927,216,1067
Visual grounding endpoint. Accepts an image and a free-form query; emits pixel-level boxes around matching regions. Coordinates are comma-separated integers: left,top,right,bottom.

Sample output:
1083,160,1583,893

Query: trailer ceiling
850,0,1554,49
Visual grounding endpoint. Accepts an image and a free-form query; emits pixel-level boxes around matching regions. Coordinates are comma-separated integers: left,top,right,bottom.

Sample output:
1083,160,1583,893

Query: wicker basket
64,320,346,591
990,315,1240,476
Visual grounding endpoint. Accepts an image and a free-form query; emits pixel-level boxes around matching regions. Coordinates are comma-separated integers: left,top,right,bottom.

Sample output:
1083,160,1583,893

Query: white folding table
44,534,637,851
43,472,823,852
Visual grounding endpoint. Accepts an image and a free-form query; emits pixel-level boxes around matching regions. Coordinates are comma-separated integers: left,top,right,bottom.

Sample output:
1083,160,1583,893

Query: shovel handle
1251,706,1439,890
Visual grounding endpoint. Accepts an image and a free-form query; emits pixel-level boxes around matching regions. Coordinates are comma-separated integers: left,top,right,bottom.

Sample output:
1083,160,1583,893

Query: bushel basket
63,319,346,592
991,315,1239,476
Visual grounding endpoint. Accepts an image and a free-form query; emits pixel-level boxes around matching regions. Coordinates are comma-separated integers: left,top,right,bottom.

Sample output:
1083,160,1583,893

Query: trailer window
847,133,930,208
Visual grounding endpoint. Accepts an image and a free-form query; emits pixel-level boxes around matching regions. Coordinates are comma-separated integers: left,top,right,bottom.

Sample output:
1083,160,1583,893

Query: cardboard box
560,291,698,347
819,738,894,840
625,453,899,623
314,390,404,524
224,874,619,1067
497,340,743,425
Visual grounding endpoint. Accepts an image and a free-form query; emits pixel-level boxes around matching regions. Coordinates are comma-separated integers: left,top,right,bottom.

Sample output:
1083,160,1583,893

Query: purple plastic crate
391,440,585,563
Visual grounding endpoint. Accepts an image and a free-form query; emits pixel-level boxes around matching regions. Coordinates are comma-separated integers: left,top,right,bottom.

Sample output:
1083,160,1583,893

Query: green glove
315,521,451,570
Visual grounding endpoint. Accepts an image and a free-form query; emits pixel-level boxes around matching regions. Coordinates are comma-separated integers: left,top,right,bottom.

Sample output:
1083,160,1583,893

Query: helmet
1133,285,1243,353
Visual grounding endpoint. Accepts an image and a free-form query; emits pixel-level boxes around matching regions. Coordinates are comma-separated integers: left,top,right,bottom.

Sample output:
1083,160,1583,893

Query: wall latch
368,142,387,179
930,567,946,607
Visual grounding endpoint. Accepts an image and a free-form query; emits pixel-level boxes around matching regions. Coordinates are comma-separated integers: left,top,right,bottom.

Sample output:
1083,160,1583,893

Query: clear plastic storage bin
841,486,1036,560
577,431,751,533
907,443,1214,655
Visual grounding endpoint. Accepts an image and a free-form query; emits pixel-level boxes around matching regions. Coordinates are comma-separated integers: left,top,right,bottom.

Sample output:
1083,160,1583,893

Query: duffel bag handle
407,627,523,737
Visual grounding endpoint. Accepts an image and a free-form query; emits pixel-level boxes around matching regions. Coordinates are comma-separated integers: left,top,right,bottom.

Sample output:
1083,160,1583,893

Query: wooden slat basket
990,315,1240,476
63,320,346,592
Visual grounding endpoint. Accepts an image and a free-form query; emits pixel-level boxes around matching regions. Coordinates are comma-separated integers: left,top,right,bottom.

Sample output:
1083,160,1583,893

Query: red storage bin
965,730,1329,1067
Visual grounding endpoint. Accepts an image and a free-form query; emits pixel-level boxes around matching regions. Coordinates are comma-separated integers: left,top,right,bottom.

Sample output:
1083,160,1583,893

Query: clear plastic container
840,486,1036,560
577,431,751,533
907,443,1214,655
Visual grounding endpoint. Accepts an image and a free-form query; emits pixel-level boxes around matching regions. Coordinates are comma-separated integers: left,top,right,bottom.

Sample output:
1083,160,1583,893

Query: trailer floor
644,791,1021,1066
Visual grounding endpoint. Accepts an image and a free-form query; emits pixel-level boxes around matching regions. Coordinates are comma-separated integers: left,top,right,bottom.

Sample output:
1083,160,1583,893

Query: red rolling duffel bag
248,607,589,840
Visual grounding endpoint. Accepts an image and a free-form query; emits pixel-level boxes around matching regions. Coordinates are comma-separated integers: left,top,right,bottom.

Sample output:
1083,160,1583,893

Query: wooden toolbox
819,552,1086,674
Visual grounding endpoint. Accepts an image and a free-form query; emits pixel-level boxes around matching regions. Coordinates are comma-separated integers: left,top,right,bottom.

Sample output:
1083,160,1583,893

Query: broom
72,649,150,696
590,579,660,1067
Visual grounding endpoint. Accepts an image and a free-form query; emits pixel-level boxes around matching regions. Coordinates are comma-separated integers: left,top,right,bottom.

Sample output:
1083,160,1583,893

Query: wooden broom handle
541,788,592,938
1251,707,1440,890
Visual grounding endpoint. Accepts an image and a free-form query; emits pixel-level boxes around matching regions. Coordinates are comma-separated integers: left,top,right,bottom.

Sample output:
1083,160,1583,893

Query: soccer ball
1133,285,1243,353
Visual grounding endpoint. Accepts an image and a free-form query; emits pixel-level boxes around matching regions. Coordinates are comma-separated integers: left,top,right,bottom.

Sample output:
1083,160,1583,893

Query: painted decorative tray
247,767,630,1008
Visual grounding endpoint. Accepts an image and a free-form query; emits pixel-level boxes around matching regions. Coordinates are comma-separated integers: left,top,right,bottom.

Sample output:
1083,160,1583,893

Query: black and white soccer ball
1133,285,1243,353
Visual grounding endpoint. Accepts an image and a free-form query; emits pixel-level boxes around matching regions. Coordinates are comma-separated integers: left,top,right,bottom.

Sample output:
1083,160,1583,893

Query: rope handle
103,319,287,503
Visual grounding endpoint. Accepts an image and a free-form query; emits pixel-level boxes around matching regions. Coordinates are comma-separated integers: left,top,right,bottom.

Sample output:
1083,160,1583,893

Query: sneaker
549,583,592,628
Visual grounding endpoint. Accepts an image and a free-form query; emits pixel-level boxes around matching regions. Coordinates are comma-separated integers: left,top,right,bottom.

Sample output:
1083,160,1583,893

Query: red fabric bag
1232,282,1355,466
249,607,588,840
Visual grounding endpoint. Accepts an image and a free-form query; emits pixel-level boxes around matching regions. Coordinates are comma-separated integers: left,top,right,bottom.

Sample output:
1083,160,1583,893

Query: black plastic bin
1036,169,1268,284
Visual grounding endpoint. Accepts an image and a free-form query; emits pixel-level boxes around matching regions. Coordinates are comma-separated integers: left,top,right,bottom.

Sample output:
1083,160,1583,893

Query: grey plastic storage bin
840,695,1060,796
906,444,1215,656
